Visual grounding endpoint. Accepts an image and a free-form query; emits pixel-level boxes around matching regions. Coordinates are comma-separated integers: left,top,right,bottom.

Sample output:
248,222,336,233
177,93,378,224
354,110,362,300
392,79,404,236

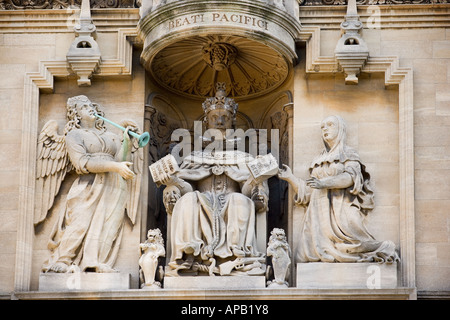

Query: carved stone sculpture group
36,89,399,289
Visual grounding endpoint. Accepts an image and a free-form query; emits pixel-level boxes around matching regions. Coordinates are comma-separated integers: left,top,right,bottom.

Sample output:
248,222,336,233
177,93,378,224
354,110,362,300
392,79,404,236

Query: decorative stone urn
137,0,301,99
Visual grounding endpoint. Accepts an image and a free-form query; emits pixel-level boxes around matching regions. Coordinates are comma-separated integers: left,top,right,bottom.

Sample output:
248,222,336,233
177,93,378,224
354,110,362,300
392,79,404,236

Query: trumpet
94,113,150,148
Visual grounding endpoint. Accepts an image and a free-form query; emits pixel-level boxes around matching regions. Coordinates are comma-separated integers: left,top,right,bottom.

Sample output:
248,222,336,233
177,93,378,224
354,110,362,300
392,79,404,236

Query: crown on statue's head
202,83,238,116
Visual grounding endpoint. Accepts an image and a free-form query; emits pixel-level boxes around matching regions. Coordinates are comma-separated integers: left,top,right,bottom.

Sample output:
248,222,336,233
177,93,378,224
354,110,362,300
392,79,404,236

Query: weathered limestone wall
387,28,450,293
375,26,450,293
0,5,449,297
0,32,64,294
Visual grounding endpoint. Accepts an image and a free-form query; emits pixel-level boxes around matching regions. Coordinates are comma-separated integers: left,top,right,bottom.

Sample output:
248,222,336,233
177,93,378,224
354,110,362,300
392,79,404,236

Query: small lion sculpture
139,228,165,289
266,228,291,288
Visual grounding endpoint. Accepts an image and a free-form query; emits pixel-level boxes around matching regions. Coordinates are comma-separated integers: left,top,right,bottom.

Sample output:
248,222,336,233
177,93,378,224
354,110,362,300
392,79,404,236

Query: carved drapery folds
0,0,135,9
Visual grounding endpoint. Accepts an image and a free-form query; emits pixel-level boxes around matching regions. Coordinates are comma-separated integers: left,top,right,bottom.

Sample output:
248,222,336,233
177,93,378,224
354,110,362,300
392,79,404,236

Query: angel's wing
34,120,72,226
121,120,144,225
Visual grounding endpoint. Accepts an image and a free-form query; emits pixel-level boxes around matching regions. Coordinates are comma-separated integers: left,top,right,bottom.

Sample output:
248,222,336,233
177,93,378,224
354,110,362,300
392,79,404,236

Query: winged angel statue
35,95,143,273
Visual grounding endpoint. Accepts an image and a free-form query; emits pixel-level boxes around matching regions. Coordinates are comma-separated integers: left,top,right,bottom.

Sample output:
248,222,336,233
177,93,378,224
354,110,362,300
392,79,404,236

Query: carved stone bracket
66,0,101,86
334,0,369,84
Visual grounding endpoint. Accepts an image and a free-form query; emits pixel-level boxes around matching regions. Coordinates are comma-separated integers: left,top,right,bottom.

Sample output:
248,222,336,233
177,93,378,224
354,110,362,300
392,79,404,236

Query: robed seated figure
154,84,272,276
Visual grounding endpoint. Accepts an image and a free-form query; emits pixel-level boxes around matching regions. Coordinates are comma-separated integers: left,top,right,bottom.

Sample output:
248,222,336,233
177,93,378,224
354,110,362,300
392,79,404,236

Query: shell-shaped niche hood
137,0,301,100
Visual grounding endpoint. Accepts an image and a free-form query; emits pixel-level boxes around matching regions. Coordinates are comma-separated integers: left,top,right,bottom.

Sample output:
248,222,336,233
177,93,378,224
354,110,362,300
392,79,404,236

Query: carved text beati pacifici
168,12,269,31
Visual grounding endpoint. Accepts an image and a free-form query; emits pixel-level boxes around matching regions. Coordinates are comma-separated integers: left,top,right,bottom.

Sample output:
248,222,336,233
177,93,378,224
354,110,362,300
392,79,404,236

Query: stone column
282,102,294,285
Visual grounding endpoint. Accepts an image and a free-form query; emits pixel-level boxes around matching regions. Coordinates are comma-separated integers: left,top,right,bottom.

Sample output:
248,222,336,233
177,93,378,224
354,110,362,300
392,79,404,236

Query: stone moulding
0,9,141,33
11,287,417,300
298,4,450,30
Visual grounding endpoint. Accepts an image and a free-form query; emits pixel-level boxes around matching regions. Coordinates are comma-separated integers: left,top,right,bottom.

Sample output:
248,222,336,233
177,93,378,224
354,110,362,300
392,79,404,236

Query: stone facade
0,1,449,300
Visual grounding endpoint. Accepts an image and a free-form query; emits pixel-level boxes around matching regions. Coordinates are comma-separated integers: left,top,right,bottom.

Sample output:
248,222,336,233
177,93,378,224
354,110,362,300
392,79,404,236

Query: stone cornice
301,0,448,4
1,5,449,33
0,8,140,33
0,0,135,10
299,4,450,29
11,287,417,300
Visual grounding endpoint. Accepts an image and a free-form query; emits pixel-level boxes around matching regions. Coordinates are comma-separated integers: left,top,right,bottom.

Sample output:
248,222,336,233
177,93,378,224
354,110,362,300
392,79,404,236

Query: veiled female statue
35,95,143,273
157,84,269,276
279,115,399,263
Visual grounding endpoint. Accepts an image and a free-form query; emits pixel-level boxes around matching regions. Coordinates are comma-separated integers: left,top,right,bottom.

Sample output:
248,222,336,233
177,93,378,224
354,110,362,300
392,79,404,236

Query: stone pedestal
164,276,266,289
296,263,398,289
39,273,131,291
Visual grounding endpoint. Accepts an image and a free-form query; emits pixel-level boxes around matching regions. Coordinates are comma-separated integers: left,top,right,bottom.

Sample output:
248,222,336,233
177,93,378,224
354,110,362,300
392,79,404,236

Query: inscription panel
141,7,297,62
168,12,269,31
